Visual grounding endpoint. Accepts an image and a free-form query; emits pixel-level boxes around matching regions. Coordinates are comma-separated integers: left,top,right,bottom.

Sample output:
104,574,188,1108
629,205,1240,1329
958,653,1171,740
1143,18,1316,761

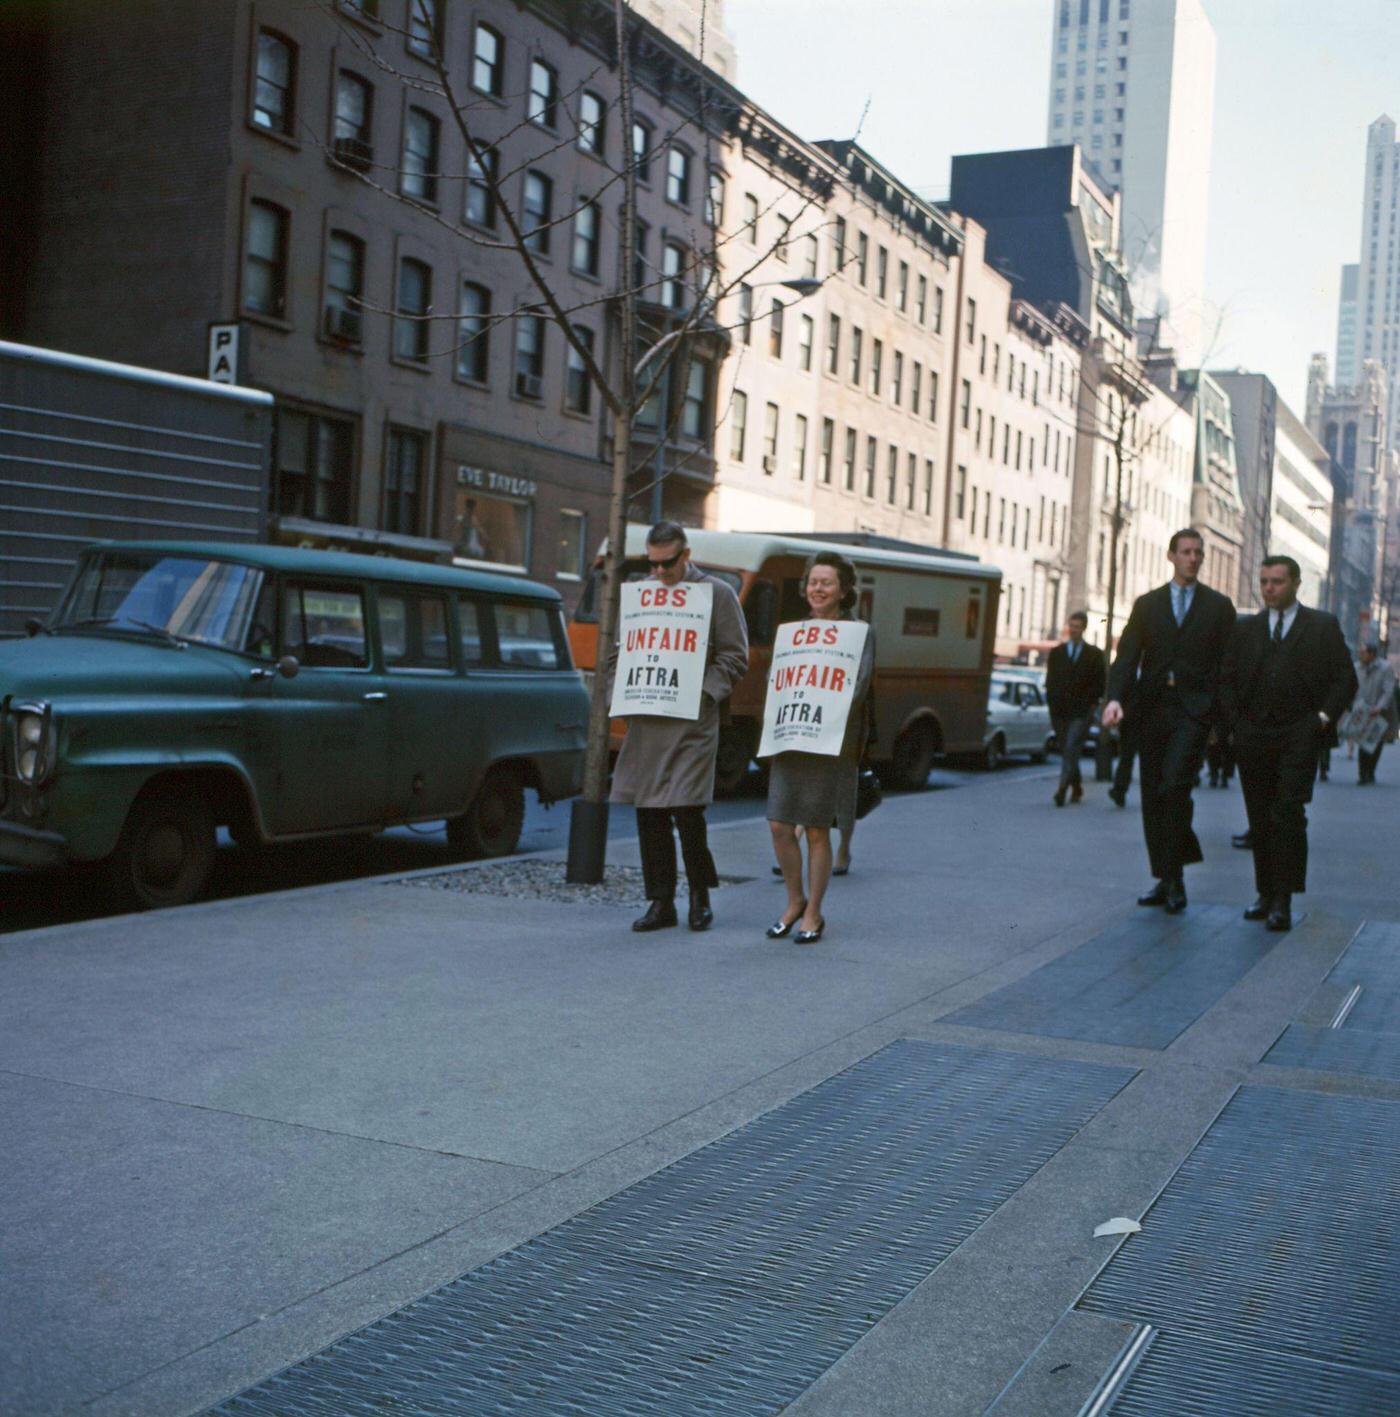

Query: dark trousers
1113,723,1137,796
1053,713,1091,790
636,806,718,900
1137,697,1209,880
1235,718,1318,896
1359,742,1385,783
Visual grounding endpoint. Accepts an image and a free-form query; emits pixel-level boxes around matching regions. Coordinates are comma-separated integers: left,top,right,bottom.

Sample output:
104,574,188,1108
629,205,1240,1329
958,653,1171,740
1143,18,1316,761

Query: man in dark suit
1221,556,1358,931
1045,610,1106,806
1102,528,1236,913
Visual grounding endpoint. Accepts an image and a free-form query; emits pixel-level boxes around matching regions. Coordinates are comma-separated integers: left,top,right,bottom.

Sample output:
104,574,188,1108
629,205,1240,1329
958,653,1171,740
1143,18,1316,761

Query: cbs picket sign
758,619,870,759
610,579,714,720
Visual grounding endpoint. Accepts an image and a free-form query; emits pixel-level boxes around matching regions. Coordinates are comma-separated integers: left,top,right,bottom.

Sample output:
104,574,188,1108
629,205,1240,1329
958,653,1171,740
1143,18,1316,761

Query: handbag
855,767,883,820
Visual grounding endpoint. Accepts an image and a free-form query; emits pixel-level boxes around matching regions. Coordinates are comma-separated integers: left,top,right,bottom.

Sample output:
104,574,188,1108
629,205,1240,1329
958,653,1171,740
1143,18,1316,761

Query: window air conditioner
324,305,363,342
516,372,544,399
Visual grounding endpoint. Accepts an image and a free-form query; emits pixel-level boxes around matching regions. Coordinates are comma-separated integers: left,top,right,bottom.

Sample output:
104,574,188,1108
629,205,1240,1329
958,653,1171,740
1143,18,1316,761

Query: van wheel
982,734,1006,772
107,787,216,909
714,723,753,796
448,766,525,858
889,722,938,790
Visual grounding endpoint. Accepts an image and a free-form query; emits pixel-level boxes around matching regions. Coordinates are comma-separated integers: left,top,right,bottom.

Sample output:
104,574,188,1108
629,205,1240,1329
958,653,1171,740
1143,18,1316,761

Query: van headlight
14,706,54,785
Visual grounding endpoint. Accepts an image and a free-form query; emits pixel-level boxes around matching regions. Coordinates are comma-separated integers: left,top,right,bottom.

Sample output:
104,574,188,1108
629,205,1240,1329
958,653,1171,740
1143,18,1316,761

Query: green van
0,542,588,908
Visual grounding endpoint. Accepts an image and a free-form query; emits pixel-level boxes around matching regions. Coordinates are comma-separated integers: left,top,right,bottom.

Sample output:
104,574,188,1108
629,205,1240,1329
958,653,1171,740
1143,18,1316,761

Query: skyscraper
1046,0,1216,362
1335,263,1360,387
1355,116,1400,450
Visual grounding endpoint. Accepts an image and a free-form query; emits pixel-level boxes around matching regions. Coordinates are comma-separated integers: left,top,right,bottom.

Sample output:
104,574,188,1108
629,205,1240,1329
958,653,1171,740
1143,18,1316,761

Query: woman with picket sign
762,552,875,944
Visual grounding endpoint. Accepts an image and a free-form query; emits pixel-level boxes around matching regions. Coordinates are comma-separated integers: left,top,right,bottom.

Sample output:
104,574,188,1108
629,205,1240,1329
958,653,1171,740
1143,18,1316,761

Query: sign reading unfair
758,619,869,758
610,579,713,720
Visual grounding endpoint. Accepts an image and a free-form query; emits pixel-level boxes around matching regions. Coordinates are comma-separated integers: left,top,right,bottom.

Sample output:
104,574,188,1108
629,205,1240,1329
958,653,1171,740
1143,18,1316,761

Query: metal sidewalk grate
1263,1022,1400,1081
1107,1329,1400,1416
1081,1086,1400,1385
208,1042,1133,1416
943,904,1277,1048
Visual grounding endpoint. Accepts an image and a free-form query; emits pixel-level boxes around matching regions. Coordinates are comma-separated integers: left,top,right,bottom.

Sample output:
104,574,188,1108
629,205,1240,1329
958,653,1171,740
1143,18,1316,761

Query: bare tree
315,0,828,880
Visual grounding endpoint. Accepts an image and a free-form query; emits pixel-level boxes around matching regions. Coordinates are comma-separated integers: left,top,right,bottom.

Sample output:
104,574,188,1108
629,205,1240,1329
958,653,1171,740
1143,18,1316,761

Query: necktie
1272,614,1283,645
1173,587,1184,625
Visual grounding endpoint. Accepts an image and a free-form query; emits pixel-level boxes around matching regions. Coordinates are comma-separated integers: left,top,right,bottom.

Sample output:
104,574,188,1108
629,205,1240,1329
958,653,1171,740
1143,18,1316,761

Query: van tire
107,786,217,909
448,766,525,858
888,721,938,790
714,723,754,796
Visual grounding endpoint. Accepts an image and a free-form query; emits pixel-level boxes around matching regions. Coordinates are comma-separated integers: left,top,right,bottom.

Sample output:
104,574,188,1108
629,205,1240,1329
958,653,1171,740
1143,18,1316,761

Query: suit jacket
1045,640,1106,719
1220,605,1358,729
1107,581,1236,725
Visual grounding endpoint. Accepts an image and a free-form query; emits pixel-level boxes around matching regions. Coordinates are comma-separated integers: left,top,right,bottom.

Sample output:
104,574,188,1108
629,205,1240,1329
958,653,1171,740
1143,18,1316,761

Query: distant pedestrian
1101,529,1235,914
1205,725,1234,788
765,553,875,944
1045,611,1106,807
1221,556,1357,932
1351,641,1398,784
610,522,749,933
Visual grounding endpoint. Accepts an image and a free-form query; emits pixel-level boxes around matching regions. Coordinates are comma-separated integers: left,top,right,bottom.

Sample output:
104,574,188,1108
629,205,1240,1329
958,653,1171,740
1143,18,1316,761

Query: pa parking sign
206,323,242,385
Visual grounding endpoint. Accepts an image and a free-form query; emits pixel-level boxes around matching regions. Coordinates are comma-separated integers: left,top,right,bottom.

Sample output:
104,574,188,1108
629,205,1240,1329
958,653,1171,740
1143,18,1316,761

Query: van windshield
54,552,266,652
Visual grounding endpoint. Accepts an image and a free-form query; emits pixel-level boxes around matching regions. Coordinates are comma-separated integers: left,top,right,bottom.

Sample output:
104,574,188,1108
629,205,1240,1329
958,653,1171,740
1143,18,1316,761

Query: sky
723,0,1400,414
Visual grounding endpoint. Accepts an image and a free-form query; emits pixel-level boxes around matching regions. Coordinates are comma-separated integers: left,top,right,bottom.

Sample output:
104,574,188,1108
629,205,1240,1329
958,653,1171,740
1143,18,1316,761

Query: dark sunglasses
647,548,686,570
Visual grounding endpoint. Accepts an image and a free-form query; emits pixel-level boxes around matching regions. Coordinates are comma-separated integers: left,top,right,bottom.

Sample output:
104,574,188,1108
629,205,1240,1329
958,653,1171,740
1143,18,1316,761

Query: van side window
379,590,451,669
493,600,564,669
744,579,778,645
966,595,981,638
457,595,485,666
283,582,368,667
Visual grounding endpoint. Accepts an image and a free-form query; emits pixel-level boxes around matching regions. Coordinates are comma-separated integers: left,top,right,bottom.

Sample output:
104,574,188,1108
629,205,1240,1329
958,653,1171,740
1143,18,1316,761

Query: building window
864,436,877,497
455,493,532,571
959,378,971,428
523,171,552,253
514,314,544,396
578,91,605,154
933,285,945,333
407,0,441,57
666,146,691,206
768,298,784,358
923,458,934,516
843,427,857,490
324,231,364,342
892,351,904,403
663,242,686,309
565,326,594,413
907,451,918,511
401,107,440,204
876,246,889,299
826,314,840,374
956,465,967,519
731,390,748,460
832,216,847,272
886,445,899,504
465,146,497,228
457,281,490,383
856,231,869,284
276,407,353,524
632,119,652,182
528,59,557,129
763,402,779,472
911,361,922,412
333,71,373,161
738,283,753,344
897,261,909,312
252,30,296,135
798,314,814,371
775,215,792,263
916,274,928,323
707,172,725,227
572,201,601,276
869,338,883,396
819,418,834,484
965,296,977,343
384,427,425,535
792,414,808,480
556,509,587,581
743,192,759,244
472,23,503,96
244,200,288,317
850,327,863,384
929,369,940,421
394,257,431,363
804,233,819,278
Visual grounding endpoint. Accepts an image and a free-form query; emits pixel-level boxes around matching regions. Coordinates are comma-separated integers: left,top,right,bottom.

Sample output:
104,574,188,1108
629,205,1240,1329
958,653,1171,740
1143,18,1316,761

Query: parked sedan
981,672,1055,769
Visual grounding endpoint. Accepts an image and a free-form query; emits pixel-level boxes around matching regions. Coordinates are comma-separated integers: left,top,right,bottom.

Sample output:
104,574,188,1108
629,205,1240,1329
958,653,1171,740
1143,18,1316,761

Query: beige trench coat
609,565,749,808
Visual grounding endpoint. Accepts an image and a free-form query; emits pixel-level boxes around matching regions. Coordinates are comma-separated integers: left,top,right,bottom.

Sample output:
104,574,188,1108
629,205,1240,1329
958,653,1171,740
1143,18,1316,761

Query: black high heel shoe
794,917,826,945
765,902,807,939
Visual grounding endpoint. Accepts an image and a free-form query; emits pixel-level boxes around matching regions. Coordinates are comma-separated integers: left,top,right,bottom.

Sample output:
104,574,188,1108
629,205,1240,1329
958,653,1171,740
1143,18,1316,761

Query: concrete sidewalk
2,764,1397,1416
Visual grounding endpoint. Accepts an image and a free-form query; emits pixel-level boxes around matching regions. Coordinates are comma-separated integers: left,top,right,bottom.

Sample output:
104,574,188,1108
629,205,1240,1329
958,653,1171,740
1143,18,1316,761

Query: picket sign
609,579,713,721
758,619,869,759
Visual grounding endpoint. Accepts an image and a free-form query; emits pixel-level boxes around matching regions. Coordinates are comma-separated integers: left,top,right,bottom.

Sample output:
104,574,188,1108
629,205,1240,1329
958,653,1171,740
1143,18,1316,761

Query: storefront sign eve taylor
758,619,869,758
609,580,714,720
455,464,538,499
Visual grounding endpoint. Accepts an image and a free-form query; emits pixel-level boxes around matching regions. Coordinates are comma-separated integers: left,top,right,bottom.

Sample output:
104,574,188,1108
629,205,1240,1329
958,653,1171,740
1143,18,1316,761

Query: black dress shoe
1164,879,1188,914
632,898,678,932
1108,787,1127,808
1243,896,1270,921
1266,902,1293,931
1231,831,1253,849
766,901,807,939
794,917,826,945
688,887,713,931
1137,881,1169,907
1053,786,1066,807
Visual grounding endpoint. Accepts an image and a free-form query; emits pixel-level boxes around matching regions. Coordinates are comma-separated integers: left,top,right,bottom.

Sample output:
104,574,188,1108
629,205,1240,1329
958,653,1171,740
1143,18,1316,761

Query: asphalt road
0,761,1032,936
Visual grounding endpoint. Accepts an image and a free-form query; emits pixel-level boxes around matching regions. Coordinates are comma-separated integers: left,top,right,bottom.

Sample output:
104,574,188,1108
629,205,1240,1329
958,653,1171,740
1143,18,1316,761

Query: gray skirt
766,750,860,834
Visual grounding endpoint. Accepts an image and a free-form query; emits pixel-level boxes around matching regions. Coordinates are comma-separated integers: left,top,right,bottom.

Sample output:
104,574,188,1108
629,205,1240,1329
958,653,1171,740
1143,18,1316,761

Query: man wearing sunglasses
610,521,749,932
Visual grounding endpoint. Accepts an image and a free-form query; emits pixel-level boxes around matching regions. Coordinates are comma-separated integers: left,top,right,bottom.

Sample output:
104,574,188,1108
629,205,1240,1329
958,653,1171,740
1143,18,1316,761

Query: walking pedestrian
1221,556,1357,932
1045,611,1106,806
1101,528,1236,914
1350,641,1398,785
765,553,876,944
610,522,749,933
